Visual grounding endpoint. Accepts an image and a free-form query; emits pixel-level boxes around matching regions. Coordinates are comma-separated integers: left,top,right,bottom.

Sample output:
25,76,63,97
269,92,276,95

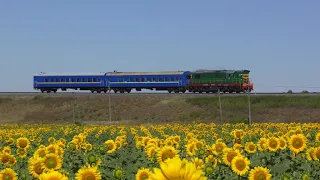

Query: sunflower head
248,166,272,180
75,165,102,180
156,146,180,163
43,153,62,171
267,137,280,152
231,155,251,176
289,134,307,154
16,137,30,149
0,168,17,180
39,170,68,180
136,168,152,180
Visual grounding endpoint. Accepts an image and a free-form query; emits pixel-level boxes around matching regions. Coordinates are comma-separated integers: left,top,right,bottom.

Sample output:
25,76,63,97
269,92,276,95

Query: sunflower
245,142,257,154
104,140,117,154
301,173,310,180
305,147,315,161
75,165,102,180
146,146,157,160
149,157,207,180
0,153,11,164
46,144,58,154
28,157,45,178
6,155,16,166
231,155,251,176
315,132,320,142
266,137,280,152
257,138,267,151
2,146,11,154
233,144,243,153
136,168,152,180
186,142,197,157
39,170,68,180
0,168,17,180
43,153,62,171
212,142,227,156
34,147,47,158
16,137,30,149
205,155,217,168
192,157,205,170
115,141,122,149
288,134,307,154
222,148,241,166
16,148,27,158
113,168,124,179
248,166,272,180
48,137,56,144
279,137,287,150
156,146,180,163
312,147,320,160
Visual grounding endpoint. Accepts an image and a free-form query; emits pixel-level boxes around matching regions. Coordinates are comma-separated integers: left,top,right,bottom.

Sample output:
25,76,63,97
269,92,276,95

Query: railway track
0,91,319,96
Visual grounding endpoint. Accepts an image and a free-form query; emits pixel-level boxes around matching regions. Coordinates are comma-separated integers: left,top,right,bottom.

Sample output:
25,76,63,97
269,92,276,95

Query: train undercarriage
187,85,253,93
37,85,252,94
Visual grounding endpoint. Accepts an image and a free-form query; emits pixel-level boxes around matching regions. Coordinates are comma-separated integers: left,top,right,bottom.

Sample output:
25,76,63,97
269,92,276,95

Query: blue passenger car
105,71,191,93
33,72,107,93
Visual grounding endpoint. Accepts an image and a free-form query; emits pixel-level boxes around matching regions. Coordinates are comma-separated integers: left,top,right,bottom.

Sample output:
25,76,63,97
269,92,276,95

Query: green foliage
186,95,320,109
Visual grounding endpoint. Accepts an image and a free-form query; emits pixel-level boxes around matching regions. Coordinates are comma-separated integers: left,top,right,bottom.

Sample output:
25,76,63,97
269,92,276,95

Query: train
33,69,253,93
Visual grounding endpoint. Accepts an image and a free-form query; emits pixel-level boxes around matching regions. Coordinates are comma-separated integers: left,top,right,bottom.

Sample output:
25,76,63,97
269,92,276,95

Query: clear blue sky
1,1,319,92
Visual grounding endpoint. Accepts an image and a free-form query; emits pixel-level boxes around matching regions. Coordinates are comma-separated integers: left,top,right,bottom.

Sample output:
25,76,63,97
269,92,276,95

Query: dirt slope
0,94,319,125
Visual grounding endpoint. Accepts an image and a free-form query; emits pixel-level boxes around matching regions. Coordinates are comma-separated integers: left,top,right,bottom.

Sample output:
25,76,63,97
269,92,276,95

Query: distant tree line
287,90,309,93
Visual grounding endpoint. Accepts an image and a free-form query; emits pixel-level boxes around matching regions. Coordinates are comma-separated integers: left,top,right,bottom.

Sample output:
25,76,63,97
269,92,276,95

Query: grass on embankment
186,95,320,109
0,94,319,124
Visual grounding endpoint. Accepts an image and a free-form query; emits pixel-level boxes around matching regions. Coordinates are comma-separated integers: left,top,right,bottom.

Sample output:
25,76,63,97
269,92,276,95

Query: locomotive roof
106,71,187,76
34,72,106,76
193,69,250,74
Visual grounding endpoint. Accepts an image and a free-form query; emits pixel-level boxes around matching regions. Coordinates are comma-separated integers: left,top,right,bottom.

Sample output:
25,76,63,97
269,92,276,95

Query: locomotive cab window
195,74,200,79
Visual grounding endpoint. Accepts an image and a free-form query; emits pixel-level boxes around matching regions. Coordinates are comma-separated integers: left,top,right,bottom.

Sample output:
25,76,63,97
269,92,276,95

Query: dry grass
0,94,319,125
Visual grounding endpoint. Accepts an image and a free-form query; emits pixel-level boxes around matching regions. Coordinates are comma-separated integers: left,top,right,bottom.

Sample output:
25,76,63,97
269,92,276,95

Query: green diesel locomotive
187,69,253,93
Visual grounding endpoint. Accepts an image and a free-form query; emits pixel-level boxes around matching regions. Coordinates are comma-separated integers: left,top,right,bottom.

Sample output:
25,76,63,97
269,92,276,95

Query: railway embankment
0,94,319,124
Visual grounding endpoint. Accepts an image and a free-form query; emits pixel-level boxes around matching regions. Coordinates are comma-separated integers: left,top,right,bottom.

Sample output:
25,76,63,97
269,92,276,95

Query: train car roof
34,72,106,76
106,71,188,76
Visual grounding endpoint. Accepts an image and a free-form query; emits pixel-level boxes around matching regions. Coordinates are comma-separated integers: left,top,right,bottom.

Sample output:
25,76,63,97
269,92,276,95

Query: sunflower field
0,122,319,180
